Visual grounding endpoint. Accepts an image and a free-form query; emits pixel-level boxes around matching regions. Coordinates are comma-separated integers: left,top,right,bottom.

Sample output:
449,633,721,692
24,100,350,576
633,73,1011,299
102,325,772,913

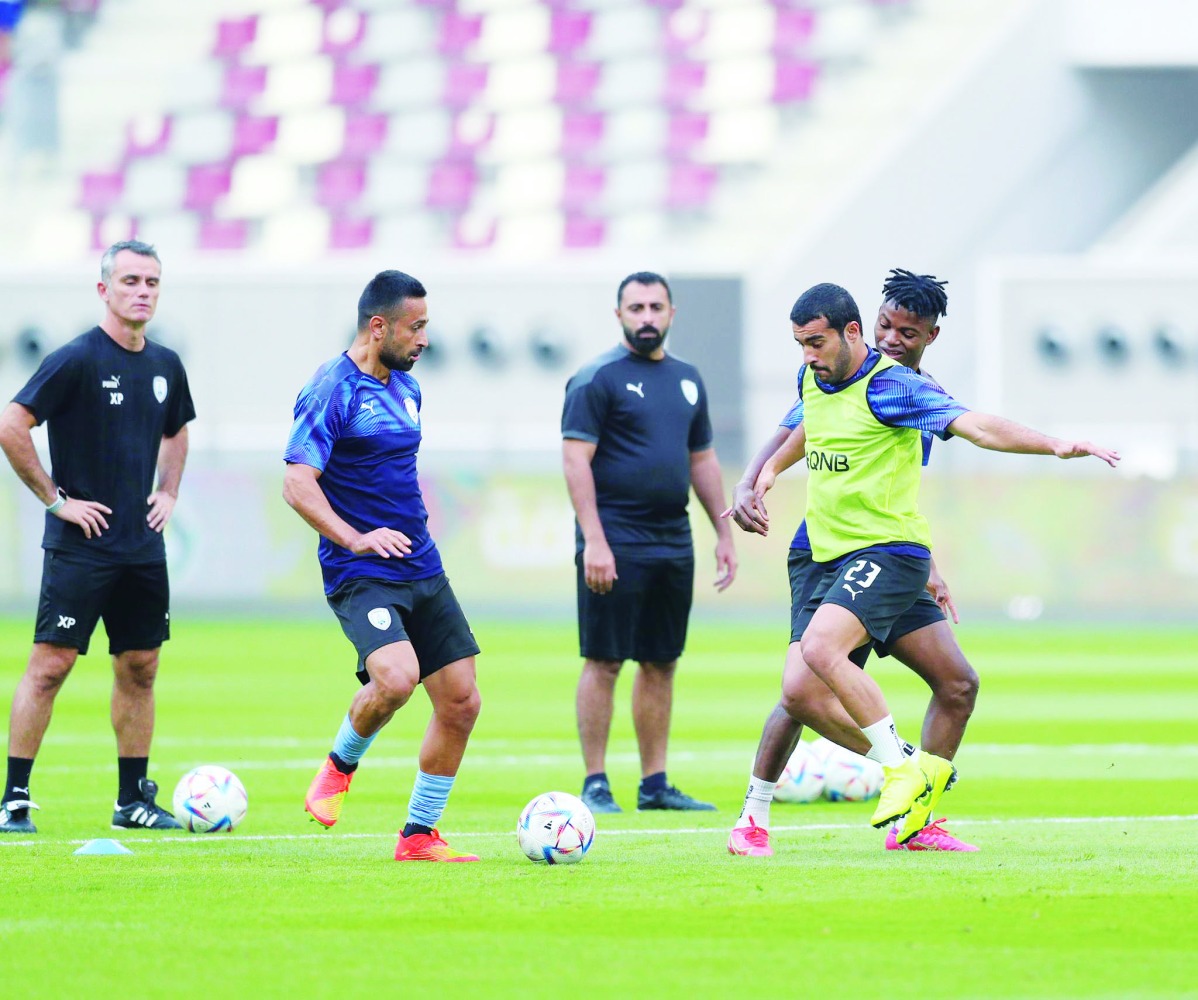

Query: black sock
402,822,432,838
640,771,667,795
117,757,148,806
583,772,609,790
5,756,34,804
329,752,357,775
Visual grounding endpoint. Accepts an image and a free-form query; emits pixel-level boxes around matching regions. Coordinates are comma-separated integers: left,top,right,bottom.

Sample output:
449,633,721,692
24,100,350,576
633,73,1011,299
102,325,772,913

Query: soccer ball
172,765,248,833
820,746,884,802
516,791,595,864
772,741,825,803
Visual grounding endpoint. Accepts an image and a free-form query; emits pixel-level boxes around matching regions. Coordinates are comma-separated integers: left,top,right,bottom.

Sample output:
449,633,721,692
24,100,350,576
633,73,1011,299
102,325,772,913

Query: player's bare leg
632,659,674,778
394,656,481,862
801,605,931,830
890,621,978,760
110,647,179,830
576,657,623,812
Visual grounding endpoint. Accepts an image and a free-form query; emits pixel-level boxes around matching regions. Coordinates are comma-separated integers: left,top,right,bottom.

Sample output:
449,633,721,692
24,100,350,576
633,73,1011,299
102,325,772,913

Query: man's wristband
46,488,67,515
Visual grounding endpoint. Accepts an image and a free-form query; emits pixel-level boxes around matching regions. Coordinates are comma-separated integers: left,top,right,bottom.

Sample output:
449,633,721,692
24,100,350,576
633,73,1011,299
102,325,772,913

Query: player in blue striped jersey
284,270,482,862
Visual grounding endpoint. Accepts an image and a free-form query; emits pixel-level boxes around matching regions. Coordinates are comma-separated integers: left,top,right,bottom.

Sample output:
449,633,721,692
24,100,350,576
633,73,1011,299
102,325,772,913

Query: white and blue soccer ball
517,791,595,864
173,765,248,833
772,740,826,803
818,743,884,802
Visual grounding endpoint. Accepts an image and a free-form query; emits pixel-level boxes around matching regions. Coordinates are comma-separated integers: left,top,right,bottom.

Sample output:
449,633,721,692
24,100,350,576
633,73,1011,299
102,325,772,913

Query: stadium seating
4,0,919,256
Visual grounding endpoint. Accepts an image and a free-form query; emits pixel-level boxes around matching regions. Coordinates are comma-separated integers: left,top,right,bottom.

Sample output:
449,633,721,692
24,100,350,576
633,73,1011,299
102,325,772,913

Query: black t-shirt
562,346,713,557
14,326,196,564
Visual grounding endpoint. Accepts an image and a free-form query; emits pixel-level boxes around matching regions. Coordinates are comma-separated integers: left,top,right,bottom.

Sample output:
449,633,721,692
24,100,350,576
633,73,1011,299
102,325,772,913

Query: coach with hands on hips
562,271,737,815
0,240,195,834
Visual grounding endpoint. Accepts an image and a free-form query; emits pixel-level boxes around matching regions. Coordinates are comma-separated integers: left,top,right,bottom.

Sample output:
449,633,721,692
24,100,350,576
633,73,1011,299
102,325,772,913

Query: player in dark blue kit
562,271,737,814
285,270,482,862
0,240,195,834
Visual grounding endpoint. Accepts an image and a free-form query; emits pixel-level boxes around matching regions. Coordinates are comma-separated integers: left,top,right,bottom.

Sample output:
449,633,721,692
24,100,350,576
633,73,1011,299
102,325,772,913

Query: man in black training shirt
562,271,737,814
0,240,195,834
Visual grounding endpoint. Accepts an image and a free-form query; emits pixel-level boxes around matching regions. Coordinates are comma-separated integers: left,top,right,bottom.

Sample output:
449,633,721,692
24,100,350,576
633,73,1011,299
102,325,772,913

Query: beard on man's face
624,323,668,356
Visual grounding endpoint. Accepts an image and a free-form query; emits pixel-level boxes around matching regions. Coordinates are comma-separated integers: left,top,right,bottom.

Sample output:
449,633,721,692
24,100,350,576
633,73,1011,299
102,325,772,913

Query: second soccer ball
516,791,595,864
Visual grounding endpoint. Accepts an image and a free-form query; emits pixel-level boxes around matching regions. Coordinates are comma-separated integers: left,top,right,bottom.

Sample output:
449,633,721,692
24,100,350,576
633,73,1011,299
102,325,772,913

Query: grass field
2,618,1196,999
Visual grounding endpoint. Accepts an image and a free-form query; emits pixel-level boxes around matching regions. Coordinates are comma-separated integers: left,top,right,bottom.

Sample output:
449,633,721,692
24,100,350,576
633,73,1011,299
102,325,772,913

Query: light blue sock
406,770,456,829
331,714,377,766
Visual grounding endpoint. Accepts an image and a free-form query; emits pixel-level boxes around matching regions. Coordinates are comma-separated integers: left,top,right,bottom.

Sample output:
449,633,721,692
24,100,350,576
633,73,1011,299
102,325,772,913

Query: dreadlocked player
726,269,978,853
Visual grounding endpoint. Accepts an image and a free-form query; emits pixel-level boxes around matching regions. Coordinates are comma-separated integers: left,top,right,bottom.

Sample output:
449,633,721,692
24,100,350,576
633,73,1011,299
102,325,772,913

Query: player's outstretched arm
755,423,807,496
147,426,188,532
690,446,737,591
282,462,411,558
947,412,1121,468
721,426,790,535
0,401,111,538
562,438,617,594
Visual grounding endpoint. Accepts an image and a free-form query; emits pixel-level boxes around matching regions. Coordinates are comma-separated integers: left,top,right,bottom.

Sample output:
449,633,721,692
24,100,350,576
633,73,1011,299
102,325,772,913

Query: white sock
866,739,916,765
735,774,776,830
862,715,907,767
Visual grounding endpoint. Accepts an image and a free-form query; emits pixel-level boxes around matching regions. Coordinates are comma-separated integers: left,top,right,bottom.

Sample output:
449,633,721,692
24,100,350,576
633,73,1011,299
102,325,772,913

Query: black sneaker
111,778,182,830
580,779,623,814
0,799,39,834
637,784,717,811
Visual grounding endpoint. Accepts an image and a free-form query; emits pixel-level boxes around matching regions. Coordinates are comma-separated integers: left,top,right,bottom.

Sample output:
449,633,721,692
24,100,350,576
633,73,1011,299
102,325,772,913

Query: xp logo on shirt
807,449,850,472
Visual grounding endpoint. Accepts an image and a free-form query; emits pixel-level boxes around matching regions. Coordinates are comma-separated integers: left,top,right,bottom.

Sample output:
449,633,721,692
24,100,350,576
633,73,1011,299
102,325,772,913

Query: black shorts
793,547,931,648
788,548,870,668
874,592,947,658
577,552,693,663
327,574,480,685
34,550,170,656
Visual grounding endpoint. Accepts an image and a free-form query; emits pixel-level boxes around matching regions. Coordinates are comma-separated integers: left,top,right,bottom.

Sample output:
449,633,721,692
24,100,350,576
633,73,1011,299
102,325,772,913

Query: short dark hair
357,270,427,329
881,268,948,321
617,271,671,306
789,283,861,334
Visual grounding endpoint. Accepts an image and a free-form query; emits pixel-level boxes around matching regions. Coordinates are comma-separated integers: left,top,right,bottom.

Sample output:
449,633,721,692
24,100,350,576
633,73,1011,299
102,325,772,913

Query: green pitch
2,619,1196,998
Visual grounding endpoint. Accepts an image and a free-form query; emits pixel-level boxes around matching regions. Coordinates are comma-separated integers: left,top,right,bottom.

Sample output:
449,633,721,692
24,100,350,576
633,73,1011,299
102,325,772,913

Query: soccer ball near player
772,741,826,803
517,791,595,864
820,746,884,802
173,765,249,833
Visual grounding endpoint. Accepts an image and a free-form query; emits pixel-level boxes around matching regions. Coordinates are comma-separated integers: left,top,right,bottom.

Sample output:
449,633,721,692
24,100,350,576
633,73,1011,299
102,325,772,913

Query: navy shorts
874,592,947,658
327,574,480,685
34,550,170,656
788,548,870,668
577,552,693,663
792,547,931,648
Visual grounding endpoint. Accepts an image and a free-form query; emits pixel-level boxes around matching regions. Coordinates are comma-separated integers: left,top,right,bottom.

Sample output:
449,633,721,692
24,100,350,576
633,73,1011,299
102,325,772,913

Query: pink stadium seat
561,111,604,156
321,9,366,56
563,164,604,212
316,160,367,209
564,213,605,249
124,116,172,159
667,112,708,156
451,215,496,250
342,111,388,158
665,162,717,210
774,7,816,49
556,61,600,106
329,216,374,250
443,62,487,108
232,115,278,157
213,17,257,59
772,59,818,102
79,170,125,213
90,214,136,251
426,160,478,211
184,164,233,211
663,61,705,107
448,111,494,155
438,12,482,56
198,218,249,251
548,10,591,54
331,63,379,107
221,64,268,110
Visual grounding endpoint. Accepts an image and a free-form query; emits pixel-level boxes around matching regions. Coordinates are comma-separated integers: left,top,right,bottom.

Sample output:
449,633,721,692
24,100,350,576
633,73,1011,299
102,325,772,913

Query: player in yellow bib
728,281,1120,855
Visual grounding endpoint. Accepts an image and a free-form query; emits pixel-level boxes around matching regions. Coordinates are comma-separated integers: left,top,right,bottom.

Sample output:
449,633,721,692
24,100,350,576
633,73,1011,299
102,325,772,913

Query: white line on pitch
1,813,1195,849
